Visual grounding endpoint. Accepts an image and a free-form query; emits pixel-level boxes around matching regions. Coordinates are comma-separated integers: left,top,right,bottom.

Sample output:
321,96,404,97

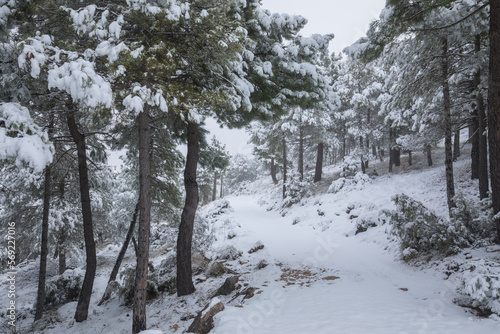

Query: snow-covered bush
451,193,495,244
215,245,242,261
119,265,159,305
283,173,312,208
328,172,371,194
386,194,468,261
44,268,83,308
460,259,500,316
340,156,359,178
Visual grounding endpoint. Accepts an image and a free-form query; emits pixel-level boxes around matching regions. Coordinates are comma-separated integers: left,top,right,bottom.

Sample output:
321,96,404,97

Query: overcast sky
206,0,387,156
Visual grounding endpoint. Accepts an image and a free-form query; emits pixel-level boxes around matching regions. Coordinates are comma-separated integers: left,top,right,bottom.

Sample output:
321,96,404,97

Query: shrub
44,269,83,308
283,173,311,208
385,194,468,261
460,259,500,316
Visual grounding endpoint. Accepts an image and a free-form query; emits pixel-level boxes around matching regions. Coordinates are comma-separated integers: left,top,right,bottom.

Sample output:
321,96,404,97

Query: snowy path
212,194,499,334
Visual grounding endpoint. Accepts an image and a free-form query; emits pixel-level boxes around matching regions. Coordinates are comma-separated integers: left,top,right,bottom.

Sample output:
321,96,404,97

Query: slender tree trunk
488,0,500,242
99,201,139,306
212,171,218,202
408,150,412,166
372,145,377,157
474,35,490,200
57,227,67,275
67,112,96,323
442,37,456,213
426,145,433,167
220,172,224,198
453,129,461,161
361,158,366,174
133,109,152,334
298,128,304,181
314,142,324,183
470,112,480,179
177,122,199,296
389,129,393,173
270,157,278,185
282,138,287,199
35,114,53,321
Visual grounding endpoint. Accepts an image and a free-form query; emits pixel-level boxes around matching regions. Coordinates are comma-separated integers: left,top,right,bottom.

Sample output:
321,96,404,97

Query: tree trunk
488,0,500,242
372,145,377,157
57,228,67,275
270,157,278,185
220,172,224,198
394,149,401,167
453,129,461,161
361,158,366,174
389,129,393,173
470,111,480,179
35,114,53,321
176,121,199,296
282,138,287,199
442,36,456,214
99,201,139,306
133,109,152,334
67,111,96,323
298,128,304,181
426,145,433,167
314,142,324,182
475,34,490,200
212,171,218,202
408,151,412,166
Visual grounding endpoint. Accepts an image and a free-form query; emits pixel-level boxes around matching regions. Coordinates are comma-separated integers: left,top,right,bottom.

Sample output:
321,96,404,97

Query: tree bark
453,129,461,161
475,34,490,200
488,0,500,242
58,228,67,275
298,128,304,181
470,114,479,179
212,171,218,202
99,201,139,306
67,111,96,323
426,145,433,167
442,36,456,213
133,109,152,334
270,157,278,185
408,150,412,166
282,138,287,199
34,113,53,321
220,172,224,198
176,121,199,296
314,142,324,182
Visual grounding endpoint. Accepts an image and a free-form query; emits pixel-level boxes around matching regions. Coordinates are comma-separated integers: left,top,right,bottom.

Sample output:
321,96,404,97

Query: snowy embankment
210,170,499,333
2,148,499,333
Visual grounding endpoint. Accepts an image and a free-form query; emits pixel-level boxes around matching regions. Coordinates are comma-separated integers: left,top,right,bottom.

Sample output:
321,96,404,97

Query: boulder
186,298,225,334
215,276,239,297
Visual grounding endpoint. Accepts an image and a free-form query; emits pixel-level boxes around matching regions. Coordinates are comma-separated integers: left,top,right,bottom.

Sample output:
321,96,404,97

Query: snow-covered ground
2,147,499,333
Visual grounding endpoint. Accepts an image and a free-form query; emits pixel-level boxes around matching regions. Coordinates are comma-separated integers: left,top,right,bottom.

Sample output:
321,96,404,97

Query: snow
48,59,113,108
3,146,499,333
0,102,53,172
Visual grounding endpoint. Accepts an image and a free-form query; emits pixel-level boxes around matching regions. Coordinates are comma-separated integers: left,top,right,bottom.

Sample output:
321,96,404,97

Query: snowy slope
2,147,499,333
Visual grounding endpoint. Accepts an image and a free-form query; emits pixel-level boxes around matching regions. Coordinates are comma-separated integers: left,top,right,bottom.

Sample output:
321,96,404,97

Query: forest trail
212,193,499,334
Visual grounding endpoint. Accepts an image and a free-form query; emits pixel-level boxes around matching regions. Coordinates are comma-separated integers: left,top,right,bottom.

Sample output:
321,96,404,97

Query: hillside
2,145,500,333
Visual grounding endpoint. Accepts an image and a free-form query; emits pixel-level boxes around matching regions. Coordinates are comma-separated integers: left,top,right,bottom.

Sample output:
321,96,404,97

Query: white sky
207,0,387,155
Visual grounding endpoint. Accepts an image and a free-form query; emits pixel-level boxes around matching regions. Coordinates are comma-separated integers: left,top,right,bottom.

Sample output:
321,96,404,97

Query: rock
206,261,226,277
215,276,239,296
256,260,268,269
322,276,340,281
186,298,225,334
248,242,264,254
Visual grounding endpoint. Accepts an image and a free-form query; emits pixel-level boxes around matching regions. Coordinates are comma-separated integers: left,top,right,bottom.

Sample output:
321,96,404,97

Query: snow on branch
0,103,54,172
